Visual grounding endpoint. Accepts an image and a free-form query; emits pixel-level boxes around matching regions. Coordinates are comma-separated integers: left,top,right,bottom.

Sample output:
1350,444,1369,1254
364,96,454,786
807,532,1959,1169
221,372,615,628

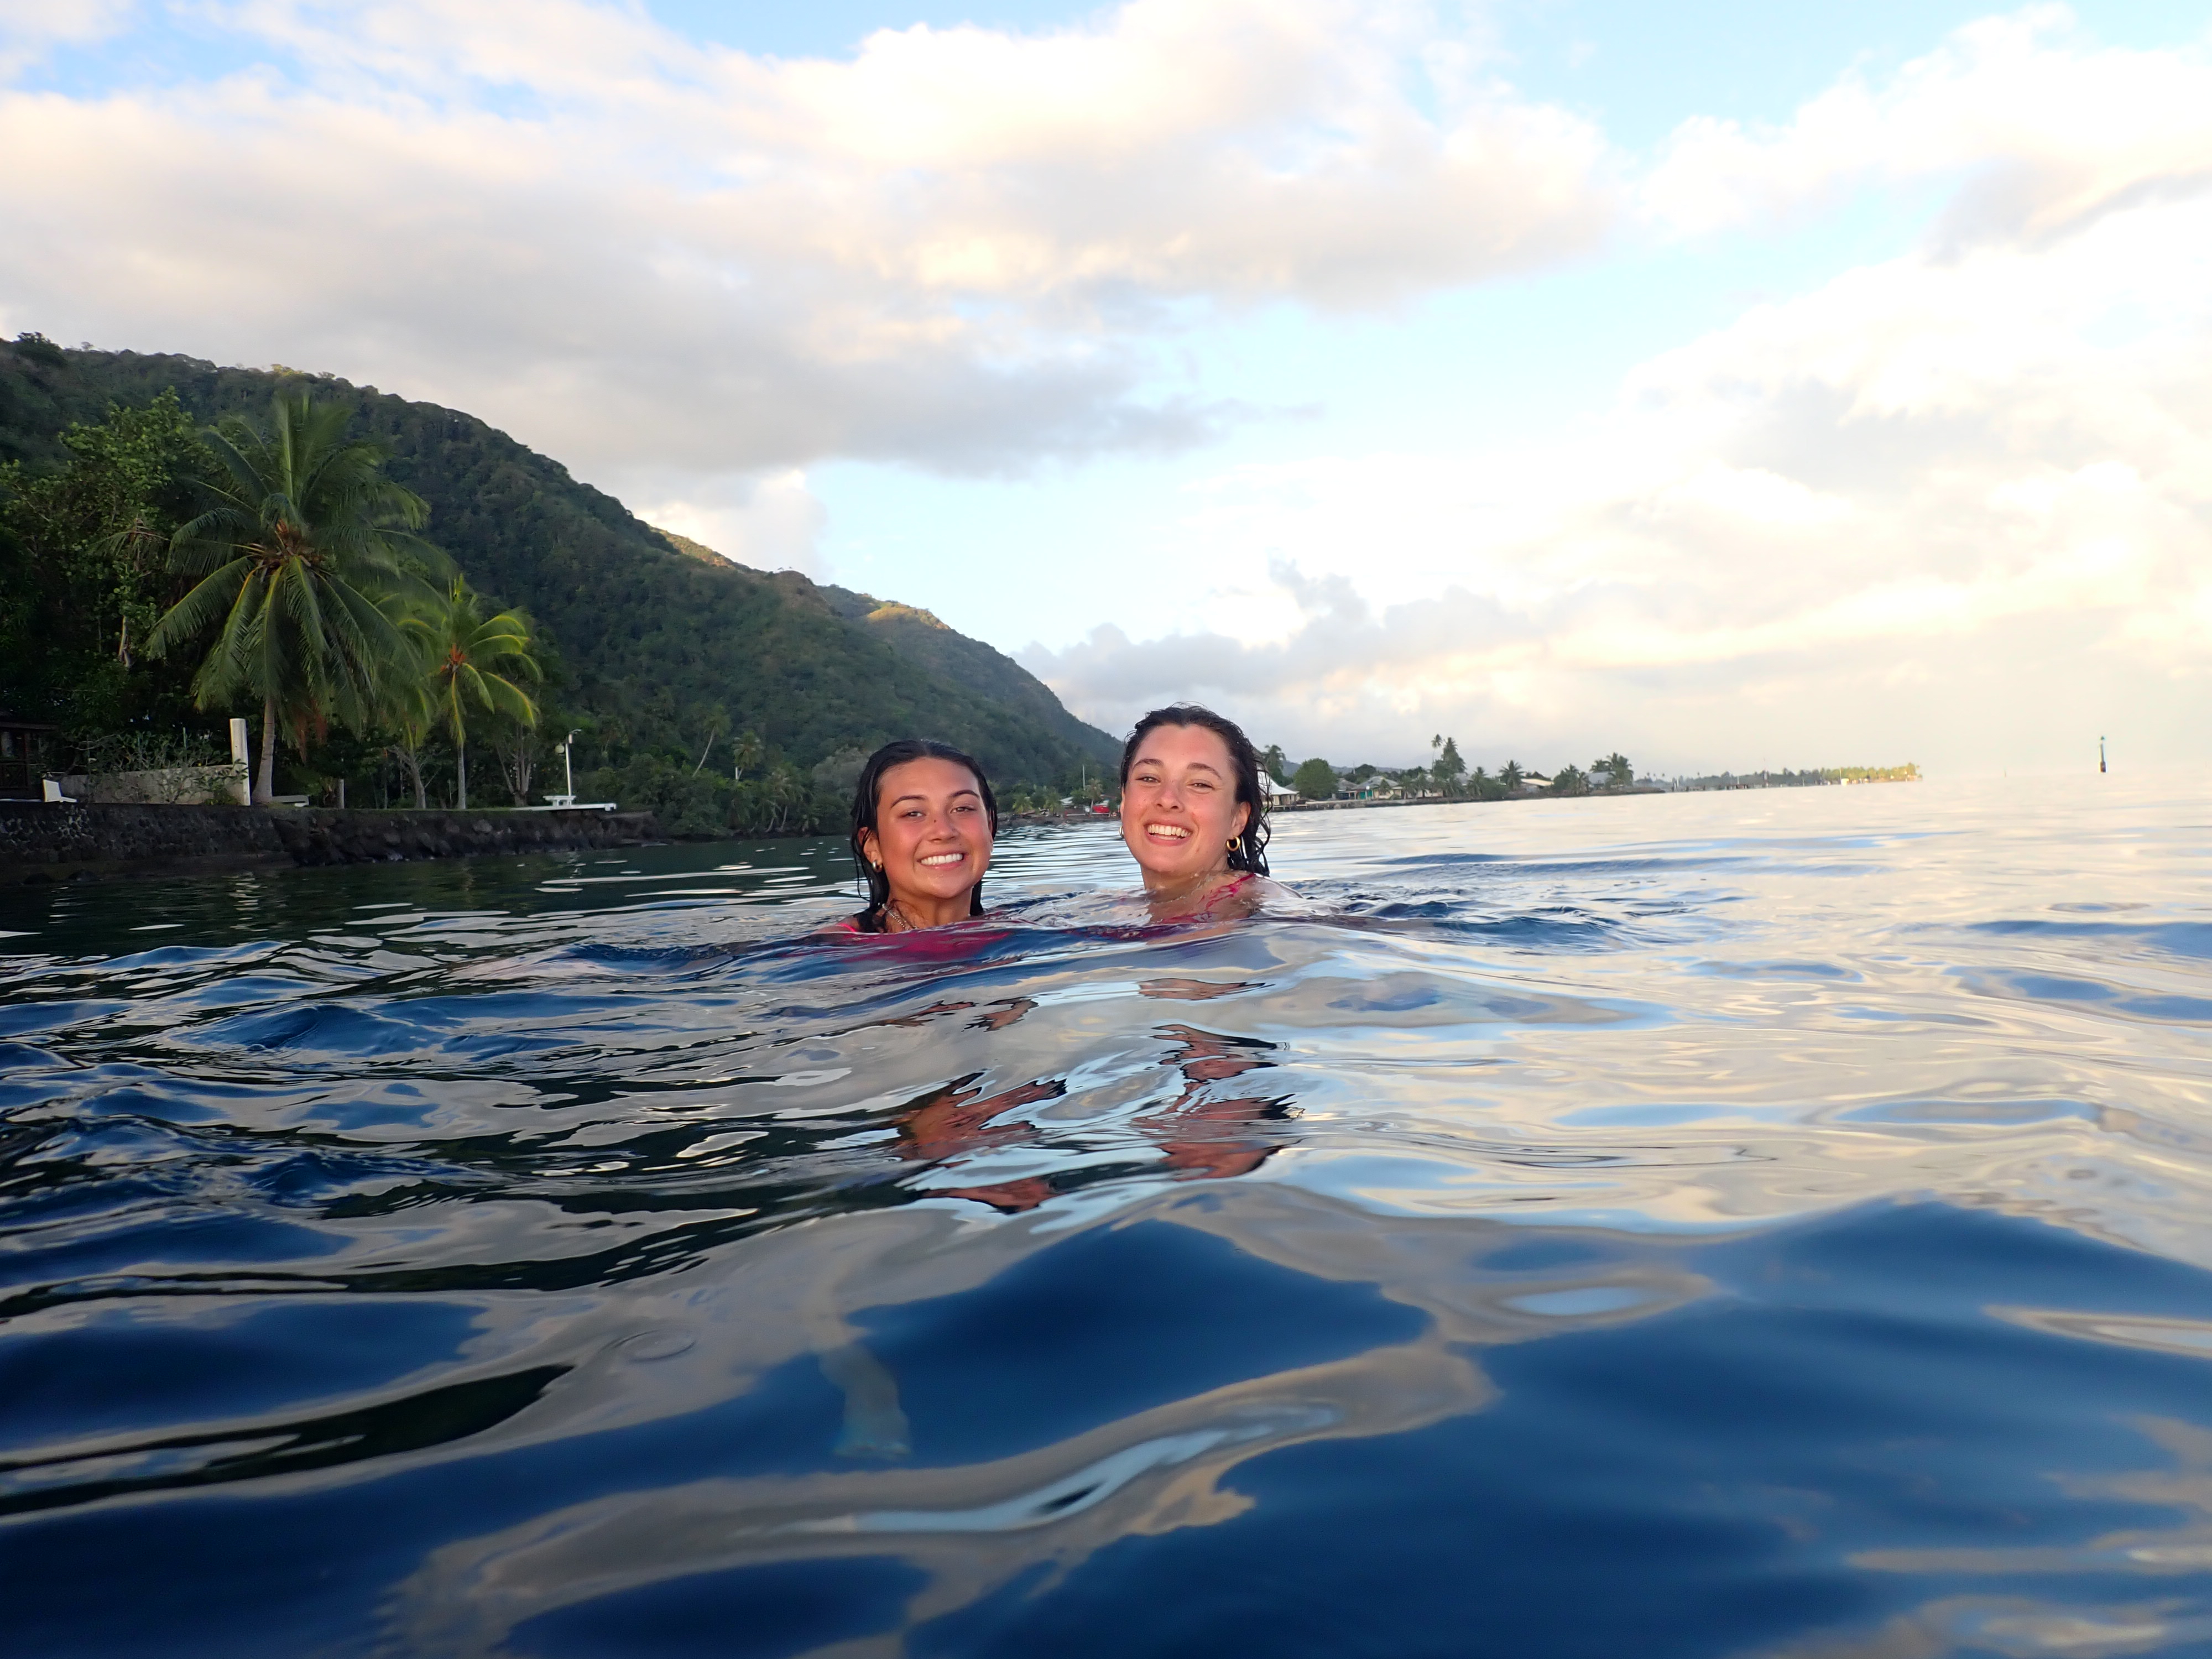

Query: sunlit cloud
636,469,831,579
0,0,1612,492
1028,141,2212,764
1642,6,2212,243
0,0,137,76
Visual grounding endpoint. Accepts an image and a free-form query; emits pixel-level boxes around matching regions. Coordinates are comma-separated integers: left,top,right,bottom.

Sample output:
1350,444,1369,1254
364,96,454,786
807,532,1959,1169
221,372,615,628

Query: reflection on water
3,779,2212,1656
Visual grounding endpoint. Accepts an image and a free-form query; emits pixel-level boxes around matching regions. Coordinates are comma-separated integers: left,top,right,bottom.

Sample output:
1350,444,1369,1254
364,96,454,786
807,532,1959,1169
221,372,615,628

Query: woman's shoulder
1139,869,1293,924
1217,871,1301,909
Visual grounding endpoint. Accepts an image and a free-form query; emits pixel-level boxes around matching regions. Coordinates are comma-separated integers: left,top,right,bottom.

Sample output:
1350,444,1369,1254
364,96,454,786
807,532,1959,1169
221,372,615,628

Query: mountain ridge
653,525,1112,765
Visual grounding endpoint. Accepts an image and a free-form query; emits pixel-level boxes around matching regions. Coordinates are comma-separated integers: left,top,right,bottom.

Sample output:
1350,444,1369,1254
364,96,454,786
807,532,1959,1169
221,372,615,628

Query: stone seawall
1,803,660,882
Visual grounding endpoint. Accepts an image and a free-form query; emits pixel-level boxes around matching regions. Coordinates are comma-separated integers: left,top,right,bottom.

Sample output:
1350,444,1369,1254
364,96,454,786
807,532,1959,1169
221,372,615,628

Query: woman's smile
857,754,996,930
1119,722,1250,892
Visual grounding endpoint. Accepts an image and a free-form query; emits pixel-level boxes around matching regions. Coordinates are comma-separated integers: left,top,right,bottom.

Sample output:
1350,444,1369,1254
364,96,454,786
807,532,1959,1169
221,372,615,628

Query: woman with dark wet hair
1117,703,1287,920
839,738,998,933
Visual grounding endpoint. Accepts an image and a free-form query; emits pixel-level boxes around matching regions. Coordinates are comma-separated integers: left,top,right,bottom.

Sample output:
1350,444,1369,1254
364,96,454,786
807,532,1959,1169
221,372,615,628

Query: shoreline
1,802,660,884
7,775,1927,884
1011,779,1914,828
1007,790,1663,829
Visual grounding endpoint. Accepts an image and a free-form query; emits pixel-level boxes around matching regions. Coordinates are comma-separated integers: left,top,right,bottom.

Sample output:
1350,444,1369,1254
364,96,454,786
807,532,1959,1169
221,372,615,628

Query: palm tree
761,761,810,834
730,730,764,784
414,579,540,811
1501,759,1525,794
145,393,441,804
1424,737,1464,795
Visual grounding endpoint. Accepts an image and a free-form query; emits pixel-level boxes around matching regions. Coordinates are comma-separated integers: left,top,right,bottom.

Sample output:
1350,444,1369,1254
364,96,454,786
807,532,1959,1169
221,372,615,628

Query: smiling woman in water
841,739,998,933
1118,704,1288,920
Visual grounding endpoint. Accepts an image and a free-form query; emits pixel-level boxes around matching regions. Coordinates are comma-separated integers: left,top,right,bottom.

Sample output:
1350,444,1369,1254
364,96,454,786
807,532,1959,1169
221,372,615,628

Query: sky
3,1,2209,776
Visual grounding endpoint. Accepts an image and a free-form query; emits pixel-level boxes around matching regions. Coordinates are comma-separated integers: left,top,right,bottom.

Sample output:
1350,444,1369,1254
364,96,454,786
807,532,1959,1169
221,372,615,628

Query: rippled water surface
6,779,2212,1658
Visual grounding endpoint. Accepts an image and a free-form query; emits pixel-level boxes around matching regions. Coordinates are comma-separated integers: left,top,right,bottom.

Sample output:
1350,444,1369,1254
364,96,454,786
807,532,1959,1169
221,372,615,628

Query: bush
1292,758,1337,800
582,754,733,837
71,727,228,774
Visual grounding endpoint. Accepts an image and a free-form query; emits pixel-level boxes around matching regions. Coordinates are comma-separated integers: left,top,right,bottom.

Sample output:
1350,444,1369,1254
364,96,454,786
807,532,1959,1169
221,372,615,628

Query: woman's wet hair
1119,704,1271,877
848,739,999,932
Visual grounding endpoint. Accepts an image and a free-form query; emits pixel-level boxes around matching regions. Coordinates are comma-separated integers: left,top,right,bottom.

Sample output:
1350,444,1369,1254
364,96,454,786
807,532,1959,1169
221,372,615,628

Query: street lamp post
546,730,579,807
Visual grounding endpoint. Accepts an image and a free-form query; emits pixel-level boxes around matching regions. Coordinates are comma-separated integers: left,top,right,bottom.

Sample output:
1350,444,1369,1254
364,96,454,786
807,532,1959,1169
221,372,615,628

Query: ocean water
3,778,2211,1659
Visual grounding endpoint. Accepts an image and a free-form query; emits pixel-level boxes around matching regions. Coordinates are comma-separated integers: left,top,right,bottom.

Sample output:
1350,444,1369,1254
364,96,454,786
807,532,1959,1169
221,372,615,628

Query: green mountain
0,340,1120,804
653,524,1108,766
823,589,1118,769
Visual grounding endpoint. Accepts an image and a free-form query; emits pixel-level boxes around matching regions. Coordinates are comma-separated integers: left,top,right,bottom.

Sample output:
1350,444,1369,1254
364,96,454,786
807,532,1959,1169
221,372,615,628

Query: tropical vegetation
0,384,211,745
1267,744,1918,804
1278,743,1641,802
1292,757,1337,800
411,579,540,811
144,391,442,802
0,336,1121,826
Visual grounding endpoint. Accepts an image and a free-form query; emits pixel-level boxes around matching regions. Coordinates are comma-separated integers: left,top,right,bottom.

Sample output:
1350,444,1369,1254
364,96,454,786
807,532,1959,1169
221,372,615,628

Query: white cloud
0,0,1612,493
0,0,137,77
1644,6,2212,244
1026,166,2212,770
632,468,828,577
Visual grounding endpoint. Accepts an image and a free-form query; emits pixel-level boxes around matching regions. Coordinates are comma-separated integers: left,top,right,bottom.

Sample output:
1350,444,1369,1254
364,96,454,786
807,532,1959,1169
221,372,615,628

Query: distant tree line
1258,743,1918,802
1264,738,1641,802
1665,764,1919,790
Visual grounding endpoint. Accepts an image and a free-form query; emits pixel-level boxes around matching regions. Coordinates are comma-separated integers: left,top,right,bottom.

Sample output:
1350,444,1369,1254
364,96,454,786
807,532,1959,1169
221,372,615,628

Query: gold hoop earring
1226,835,1243,855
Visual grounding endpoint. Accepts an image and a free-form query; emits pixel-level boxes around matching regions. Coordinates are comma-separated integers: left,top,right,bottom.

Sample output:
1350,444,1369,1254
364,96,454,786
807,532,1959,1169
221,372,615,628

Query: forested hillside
0,338,1117,826
653,524,1108,765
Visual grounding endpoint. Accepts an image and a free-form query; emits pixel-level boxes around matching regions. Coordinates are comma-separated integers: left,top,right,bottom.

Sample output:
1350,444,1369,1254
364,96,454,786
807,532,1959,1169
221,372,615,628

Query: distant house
1259,775,1300,804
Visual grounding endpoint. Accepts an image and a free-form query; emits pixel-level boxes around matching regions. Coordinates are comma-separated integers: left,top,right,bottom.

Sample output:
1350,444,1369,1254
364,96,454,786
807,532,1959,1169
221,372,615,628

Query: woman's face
860,757,993,916
1119,723,1250,889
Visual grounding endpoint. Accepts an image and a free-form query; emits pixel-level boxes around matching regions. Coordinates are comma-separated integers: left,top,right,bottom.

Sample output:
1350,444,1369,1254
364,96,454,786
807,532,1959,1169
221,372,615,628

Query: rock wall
1,803,659,881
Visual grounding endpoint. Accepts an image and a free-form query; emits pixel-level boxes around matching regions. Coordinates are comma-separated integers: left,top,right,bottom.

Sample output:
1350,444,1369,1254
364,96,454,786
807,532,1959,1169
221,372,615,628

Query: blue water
4,779,2212,1658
